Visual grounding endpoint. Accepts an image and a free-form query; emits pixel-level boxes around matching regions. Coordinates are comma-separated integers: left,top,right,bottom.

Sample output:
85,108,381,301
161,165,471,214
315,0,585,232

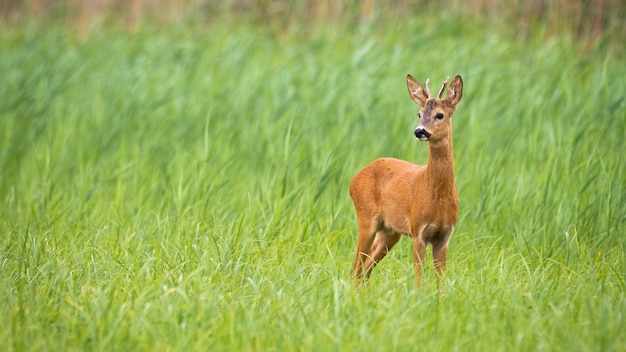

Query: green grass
1,16,625,351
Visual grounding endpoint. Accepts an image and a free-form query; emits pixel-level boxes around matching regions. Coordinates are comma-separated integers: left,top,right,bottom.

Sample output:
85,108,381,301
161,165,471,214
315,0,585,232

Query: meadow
1,12,625,351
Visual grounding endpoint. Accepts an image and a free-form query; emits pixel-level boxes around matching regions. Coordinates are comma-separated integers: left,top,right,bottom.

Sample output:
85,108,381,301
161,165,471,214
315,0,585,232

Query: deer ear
407,75,427,107
446,75,463,108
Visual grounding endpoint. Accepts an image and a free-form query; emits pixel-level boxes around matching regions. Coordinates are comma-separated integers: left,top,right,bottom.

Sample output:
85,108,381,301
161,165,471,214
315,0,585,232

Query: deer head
406,75,463,144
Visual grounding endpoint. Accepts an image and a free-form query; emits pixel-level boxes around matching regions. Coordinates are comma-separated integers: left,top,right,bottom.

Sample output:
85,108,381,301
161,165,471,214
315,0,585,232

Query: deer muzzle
414,127,431,141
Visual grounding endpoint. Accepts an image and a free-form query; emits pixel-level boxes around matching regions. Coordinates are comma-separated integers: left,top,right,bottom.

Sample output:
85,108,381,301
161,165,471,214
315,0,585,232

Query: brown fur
350,74,464,286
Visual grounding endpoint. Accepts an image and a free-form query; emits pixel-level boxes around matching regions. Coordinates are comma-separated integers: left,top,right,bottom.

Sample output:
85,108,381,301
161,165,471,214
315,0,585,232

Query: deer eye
435,113,444,120
418,113,421,118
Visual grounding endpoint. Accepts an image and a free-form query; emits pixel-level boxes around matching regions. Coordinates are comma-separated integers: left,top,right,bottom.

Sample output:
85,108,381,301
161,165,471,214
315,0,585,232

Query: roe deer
350,74,464,285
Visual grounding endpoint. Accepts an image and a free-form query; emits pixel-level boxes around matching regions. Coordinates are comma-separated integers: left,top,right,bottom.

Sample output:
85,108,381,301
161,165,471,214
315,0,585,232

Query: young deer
350,74,463,285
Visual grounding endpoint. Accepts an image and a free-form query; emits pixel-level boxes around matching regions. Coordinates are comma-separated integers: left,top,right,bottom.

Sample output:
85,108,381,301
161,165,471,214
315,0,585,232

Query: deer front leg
413,237,426,286
432,243,447,276
432,242,447,293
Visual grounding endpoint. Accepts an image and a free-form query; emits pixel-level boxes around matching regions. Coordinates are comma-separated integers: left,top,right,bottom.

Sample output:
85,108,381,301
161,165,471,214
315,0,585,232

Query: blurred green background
1,1,625,351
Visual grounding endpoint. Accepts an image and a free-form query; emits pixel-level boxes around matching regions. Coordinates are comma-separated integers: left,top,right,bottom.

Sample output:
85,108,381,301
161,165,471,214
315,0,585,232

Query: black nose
414,128,431,139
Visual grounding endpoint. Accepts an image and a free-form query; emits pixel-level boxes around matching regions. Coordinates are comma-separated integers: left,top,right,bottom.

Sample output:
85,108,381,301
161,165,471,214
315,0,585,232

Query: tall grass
1,14,625,351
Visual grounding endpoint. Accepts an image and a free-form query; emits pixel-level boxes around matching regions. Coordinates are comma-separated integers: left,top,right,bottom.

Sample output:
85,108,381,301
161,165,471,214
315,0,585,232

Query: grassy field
1,14,625,351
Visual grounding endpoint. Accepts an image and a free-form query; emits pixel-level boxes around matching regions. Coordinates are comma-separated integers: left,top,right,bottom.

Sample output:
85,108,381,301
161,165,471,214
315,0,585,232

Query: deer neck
425,137,456,197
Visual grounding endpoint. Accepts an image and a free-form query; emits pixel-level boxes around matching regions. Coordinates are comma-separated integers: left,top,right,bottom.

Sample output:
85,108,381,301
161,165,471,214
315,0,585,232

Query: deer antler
425,78,432,99
437,76,449,99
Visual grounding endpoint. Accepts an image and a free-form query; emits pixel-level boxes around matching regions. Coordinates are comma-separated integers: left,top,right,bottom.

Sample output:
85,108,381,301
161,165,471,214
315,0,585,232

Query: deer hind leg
361,229,401,279
352,218,378,280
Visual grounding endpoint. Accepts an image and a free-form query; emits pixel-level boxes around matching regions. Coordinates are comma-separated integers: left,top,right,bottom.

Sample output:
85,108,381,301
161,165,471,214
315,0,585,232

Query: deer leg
413,237,426,286
362,230,401,279
432,243,447,276
432,242,448,293
352,219,378,280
